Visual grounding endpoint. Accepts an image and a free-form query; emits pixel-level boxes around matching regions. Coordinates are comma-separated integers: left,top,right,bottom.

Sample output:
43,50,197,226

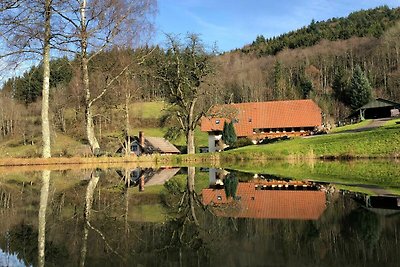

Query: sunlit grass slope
224,121,400,159
0,101,209,157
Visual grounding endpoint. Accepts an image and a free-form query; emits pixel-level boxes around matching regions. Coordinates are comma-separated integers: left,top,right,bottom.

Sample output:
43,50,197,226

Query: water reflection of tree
341,207,382,252
224,173,238,199
80,169,123,266
79,170,99,266
159,167,208,253
0,171,67,267
38,170,50,267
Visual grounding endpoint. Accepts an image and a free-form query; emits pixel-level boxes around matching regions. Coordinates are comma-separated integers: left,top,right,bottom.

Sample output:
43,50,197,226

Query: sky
155,0,400,52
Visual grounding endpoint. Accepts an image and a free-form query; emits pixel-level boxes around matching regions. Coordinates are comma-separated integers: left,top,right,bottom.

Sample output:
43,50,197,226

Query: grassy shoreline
0,119,399,167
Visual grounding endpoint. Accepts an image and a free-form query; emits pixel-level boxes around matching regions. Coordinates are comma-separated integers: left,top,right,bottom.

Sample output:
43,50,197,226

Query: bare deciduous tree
157,34,215,154
0,0,54,158
53,0,156,155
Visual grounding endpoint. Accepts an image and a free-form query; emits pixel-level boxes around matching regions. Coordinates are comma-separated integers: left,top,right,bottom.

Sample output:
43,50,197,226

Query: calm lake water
0,161,399,267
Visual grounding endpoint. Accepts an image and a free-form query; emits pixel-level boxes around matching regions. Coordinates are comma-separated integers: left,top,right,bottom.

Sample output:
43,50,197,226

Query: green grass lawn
330,119,371,133
0,133,87,158
384,117,400,126
130,101,166,119
224,120,400,159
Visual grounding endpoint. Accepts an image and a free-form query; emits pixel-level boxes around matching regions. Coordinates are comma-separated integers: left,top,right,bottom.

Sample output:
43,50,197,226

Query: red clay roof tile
201,99,322,137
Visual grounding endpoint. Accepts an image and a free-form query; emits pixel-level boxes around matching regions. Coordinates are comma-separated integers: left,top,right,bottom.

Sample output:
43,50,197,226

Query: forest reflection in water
0,165,399,267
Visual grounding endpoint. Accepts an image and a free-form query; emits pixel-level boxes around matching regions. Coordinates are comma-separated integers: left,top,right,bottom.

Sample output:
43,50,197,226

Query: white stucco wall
208,134,222,152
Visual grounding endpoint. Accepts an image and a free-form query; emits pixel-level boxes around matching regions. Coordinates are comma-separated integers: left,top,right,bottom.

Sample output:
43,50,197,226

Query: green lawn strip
334,185,376,195
224,123,400,158
384,118,400,127
130,101,166,119
330,119,372,133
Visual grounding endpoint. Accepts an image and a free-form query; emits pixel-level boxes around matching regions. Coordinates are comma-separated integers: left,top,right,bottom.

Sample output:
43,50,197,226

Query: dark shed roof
358,98,400,110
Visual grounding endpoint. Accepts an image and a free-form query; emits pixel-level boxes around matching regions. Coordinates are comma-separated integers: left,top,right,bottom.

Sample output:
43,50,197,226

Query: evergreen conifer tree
347,65,372,110
222,121,237,146
227,121,237,145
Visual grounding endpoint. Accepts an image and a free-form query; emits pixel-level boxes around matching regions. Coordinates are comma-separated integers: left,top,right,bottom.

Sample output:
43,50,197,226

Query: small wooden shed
355,98,400,119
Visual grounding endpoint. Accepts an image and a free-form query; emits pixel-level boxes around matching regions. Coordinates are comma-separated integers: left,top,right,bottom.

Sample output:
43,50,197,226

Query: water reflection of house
203,169,327,220
117,168,180,190
202,183,326,220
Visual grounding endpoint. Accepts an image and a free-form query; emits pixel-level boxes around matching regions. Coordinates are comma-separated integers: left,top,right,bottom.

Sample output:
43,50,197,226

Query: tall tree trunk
187,100,196,154
187,129,195,154
124,87,131,157
38,170,51,267
41,0,51,158
80,0,100,155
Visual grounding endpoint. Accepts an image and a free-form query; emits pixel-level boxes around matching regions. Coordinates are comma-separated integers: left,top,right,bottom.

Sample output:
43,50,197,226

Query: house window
132,145,138,151
215,120,220,125
248,118,252,122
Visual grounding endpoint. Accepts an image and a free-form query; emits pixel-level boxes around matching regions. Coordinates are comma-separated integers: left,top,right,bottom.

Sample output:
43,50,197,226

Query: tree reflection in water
0,167,399,266
79,170,99,267
38,170,50,267
79,169,124,266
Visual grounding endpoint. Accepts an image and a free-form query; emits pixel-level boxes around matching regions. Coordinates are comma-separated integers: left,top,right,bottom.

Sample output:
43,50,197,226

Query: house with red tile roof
201,99,322,152
202,182,326,220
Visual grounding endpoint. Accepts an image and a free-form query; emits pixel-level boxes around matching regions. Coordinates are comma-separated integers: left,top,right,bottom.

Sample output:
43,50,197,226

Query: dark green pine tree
222,121,229,144
347,65,372,110
227,121,237,145
332,67,349,104
222,121,237,146
299,76,313,98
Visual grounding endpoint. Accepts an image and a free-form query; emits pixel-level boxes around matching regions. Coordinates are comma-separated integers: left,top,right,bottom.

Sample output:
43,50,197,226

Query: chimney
139,175,145,192
139,131,145,147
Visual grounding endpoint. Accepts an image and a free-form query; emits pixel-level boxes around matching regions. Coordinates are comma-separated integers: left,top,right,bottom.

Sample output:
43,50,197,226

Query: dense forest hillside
1,5,400,152
214,6,400,121
242,5,400,55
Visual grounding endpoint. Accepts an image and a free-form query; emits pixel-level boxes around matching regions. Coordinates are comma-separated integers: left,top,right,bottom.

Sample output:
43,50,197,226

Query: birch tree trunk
124,86,131,157
41,0,52,158
80,0,100,155
38,170,51,267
